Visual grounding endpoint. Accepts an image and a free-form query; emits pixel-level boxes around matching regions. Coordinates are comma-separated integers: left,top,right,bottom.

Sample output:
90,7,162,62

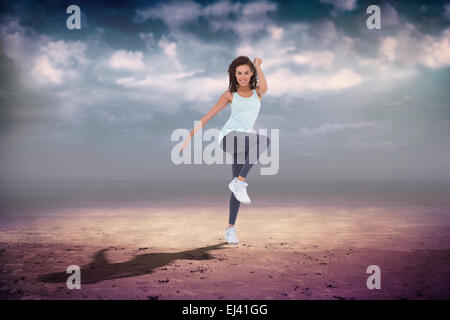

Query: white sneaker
225,227,239,244
228,178,251,204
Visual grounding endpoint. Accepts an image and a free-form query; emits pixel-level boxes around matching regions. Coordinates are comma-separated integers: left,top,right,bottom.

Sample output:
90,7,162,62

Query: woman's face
235,64,253,87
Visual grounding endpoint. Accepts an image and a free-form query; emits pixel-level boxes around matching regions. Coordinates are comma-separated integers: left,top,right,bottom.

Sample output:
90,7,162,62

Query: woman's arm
254,58,267,96
179,90,232,152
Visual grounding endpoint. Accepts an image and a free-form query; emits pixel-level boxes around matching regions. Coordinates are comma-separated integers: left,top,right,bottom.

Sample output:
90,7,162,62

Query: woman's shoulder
222,90,234,103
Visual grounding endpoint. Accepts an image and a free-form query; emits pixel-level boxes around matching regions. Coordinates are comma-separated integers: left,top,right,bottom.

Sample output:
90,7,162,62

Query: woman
180,56,269,244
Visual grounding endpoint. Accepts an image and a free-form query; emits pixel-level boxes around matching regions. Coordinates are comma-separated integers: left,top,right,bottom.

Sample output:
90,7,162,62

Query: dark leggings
221,132,271,225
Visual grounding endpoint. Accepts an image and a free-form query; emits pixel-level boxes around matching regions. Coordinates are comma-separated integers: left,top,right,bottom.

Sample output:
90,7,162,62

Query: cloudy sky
0,0,449,181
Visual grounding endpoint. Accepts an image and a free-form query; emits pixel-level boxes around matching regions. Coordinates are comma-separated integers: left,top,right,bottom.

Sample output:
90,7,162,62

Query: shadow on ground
38,242,229,284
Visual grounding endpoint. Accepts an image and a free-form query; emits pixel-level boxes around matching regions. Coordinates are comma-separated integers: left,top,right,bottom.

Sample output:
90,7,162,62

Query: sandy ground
0,204,449,300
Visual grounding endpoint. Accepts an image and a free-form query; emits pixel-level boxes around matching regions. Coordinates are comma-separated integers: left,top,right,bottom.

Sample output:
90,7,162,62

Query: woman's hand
179,136,191,153
254,58,263,67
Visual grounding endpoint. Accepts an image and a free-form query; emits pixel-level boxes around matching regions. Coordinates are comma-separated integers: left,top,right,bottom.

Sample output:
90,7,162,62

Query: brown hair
227,56,257,93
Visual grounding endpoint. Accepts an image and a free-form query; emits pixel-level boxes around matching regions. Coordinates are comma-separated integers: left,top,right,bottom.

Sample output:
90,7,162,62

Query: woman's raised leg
238,133,271,179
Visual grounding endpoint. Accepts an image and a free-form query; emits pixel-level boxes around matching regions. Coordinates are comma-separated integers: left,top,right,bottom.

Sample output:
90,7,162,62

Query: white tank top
218,89,261,142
